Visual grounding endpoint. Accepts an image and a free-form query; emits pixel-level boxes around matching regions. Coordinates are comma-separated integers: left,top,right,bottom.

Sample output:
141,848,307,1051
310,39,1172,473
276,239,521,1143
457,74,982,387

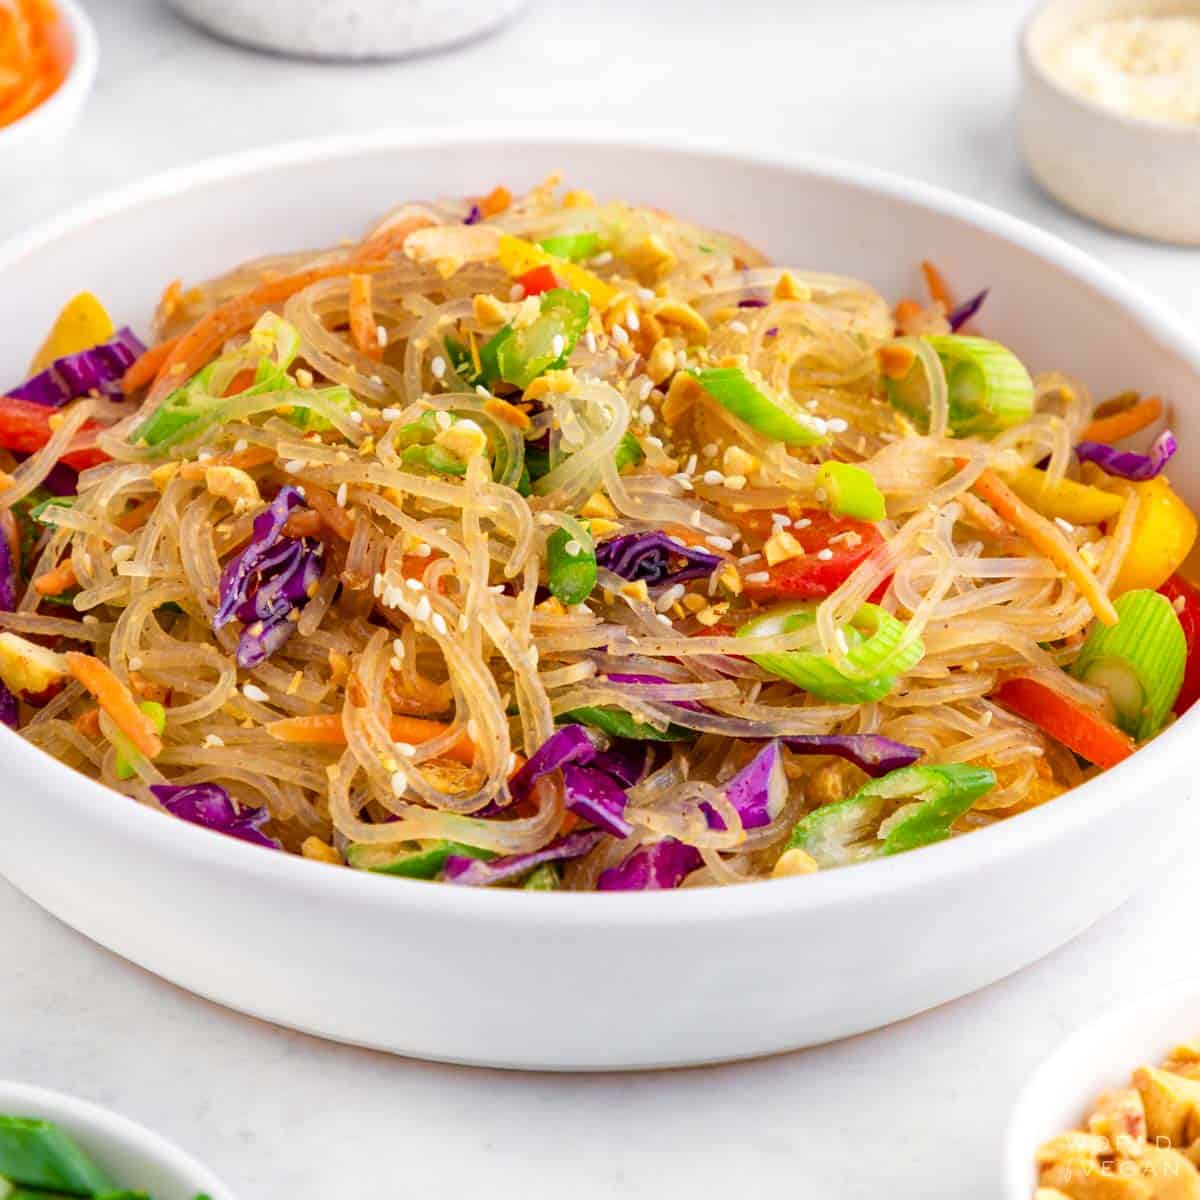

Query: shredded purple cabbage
947,289,988,332
41,462,79,497
149,783,279,848
213,486,323,667
597,838,702,891
562,764,633,838
443,830,604,886
782,733,921,777
508,723,600,801
8,328,146,408
0,681,17,729
464,204,482,226
1075,430,1177,482
595,532,722,588
0,527,17,613
703,740,787,832
601,672,706,713
738,298,767,309
589,740,655,788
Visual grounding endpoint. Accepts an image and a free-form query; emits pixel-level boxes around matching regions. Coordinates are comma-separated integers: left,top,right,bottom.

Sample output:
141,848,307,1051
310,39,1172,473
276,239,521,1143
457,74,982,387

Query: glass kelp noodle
1,180,1197,892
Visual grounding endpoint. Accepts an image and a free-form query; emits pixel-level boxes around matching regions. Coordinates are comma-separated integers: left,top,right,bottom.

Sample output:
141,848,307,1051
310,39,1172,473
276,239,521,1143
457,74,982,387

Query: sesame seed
202,734,225,749
283,459,305,475
590,251,614,267
584,331,597,353
771,512,792,527
392,637,405,659
701,443,718,459
475,384,490,398
233,439,248,453
744,571,770,584
243,683,270,703
390,770,408,796
655,613,673,627
508,752,519,773
828,418,849,433
817,548,834,561
738,552,763,565
564,539,582,557
611,325,630,347
395,742,416,757
404,577,424,591
467,719,480,740
349,410,363,424
706,535,734,550
551,333,566,358
336,483,348,507
431,356,446,379
413,595,432,622
435,411,453,431
636,286,655,302
728,320,750,335
412,543,432,558
639,404,655,426
376,324,388,348
509,283,526,301
196,450,213,463
128,656,143,671
702,469,725,486
671,474,694,491
656,583,686,611
295,368,314,389
381,407,402,421
794,517,812,530
1054,517,1075,533
683,454,698,475
432,612,448,635
644,435,664,450
626,310,640,332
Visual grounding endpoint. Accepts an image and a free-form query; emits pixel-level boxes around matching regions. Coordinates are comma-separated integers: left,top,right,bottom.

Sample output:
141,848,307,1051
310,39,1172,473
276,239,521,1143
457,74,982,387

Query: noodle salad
1,178,1196,891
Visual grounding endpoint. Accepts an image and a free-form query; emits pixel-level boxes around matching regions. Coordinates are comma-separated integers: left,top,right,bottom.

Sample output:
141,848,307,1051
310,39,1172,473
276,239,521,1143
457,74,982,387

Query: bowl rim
1002,979,1200,1198
0,0,99,150
1021,0,1200,139
2,125,1199,924
0,1079,236,1199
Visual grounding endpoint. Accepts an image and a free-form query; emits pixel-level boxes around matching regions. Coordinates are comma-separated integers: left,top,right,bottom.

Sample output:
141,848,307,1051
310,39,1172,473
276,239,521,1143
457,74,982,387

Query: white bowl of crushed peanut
1005,981,1200,1199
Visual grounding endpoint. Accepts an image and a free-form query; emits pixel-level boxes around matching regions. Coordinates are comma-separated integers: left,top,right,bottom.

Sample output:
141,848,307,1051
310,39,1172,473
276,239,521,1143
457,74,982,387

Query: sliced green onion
346,839,492,878
614,430,645,473
479,288,591,391
690,367,827,446
886,335,1033,437
1069,588,1186,739
537,232,600,262
114,700,166,780
788,763,994,866
737,602,923,702
547,523,596,605
559,707,693,742
523,863,561,890
28,495,74,526
0,1116,114,1195
815,461,885,521
401,444,469,476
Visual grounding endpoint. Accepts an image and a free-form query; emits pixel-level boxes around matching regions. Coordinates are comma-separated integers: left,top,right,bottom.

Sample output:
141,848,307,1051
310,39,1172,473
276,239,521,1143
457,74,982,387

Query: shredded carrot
878,343,917,379
303,483,356,541
73,708,101,738
1079,395,1163,444
0,1,67,131
479,186,512,218
179,445,275,479
267,712,475,764
146,264,383,407
893,298,923,330
921,260,955,311
971,466,1118,626
115,497,159,533
65,651,163,758
348,274,382,361
121,335,181,395
281,509,322,538
483,396,533,430
355,214,437,262
223,367,258,397
33,558,77,596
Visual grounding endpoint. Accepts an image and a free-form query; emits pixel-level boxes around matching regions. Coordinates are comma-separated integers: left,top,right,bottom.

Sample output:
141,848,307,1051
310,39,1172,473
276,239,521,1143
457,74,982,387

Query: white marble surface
2,2,1200,1197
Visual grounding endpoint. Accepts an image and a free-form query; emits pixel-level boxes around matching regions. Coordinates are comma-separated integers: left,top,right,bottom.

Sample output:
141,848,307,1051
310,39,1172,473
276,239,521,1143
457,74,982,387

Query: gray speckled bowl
168,0,529,60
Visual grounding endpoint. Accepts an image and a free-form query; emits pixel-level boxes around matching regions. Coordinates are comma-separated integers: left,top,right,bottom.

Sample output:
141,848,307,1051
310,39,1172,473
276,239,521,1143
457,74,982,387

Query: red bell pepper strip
737,510,888,602
0,396,108,470
992,676,1135,769
515,265,560,297
1159,575,1200,715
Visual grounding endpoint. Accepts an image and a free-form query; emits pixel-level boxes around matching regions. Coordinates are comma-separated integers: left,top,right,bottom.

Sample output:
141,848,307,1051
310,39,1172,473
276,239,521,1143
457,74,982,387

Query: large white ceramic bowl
0,0,98,178
1004,982,1200,1199
2,131,1199,1071
0,1080,236,1199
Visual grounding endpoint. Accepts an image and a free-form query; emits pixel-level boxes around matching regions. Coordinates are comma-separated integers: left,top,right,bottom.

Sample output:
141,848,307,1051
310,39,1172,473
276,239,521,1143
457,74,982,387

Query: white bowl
0,1080,236,1199
2,130,1200,1071
167,0,528,59
1004,982,1200,1199
1020,0,1200,244
0,0,98,178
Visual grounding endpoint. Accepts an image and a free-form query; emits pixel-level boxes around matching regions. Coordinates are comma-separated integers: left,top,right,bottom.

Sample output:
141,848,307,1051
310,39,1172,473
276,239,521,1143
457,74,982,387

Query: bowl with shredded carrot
0,0,97,169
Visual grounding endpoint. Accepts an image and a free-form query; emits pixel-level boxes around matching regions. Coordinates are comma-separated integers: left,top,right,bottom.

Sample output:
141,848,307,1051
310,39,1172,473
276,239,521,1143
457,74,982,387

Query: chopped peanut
205,465,260,509
773,848,819,878
434,418,488,462
723,445,759,477
472,292,514,328
773,271,810,302
646,337,678,385
662,372,704,425
764,527,806,566
653,298,710,341
625,234,677,282
619,579,651,604
150,462,180,492
581,491,617,520
301,836,342,865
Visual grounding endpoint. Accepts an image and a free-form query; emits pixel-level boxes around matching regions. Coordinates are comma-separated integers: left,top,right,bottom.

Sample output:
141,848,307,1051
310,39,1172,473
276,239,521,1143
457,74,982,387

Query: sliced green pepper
400,444,468,477
559,707,693,742
547,524,596,605
114,700,166,780
537,233,600,262
815,461,885,522
788,763,995,867
613,430,645,473
690,367,826,446
523,863,561,890
737,602,923,702
346,839,491,878
0,1117,114,1196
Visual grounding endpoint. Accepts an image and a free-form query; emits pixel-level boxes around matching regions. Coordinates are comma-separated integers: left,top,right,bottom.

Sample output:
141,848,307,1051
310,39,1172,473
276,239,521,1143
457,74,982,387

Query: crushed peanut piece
301,837,342,866
764,527,806,566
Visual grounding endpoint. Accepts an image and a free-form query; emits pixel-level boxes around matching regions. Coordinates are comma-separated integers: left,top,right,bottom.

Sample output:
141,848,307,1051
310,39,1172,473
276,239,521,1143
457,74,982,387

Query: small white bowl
1004,981,1200,1199
0,1080,237,1200
0,0,98,178
168,0,529,60
1020,0,1200,244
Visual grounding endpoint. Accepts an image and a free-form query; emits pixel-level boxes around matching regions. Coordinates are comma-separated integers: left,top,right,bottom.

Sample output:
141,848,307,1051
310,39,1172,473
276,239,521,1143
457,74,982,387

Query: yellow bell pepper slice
498,234,617,308
28,292,114,376
1001,465,1124,526
1110,475,1199,595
